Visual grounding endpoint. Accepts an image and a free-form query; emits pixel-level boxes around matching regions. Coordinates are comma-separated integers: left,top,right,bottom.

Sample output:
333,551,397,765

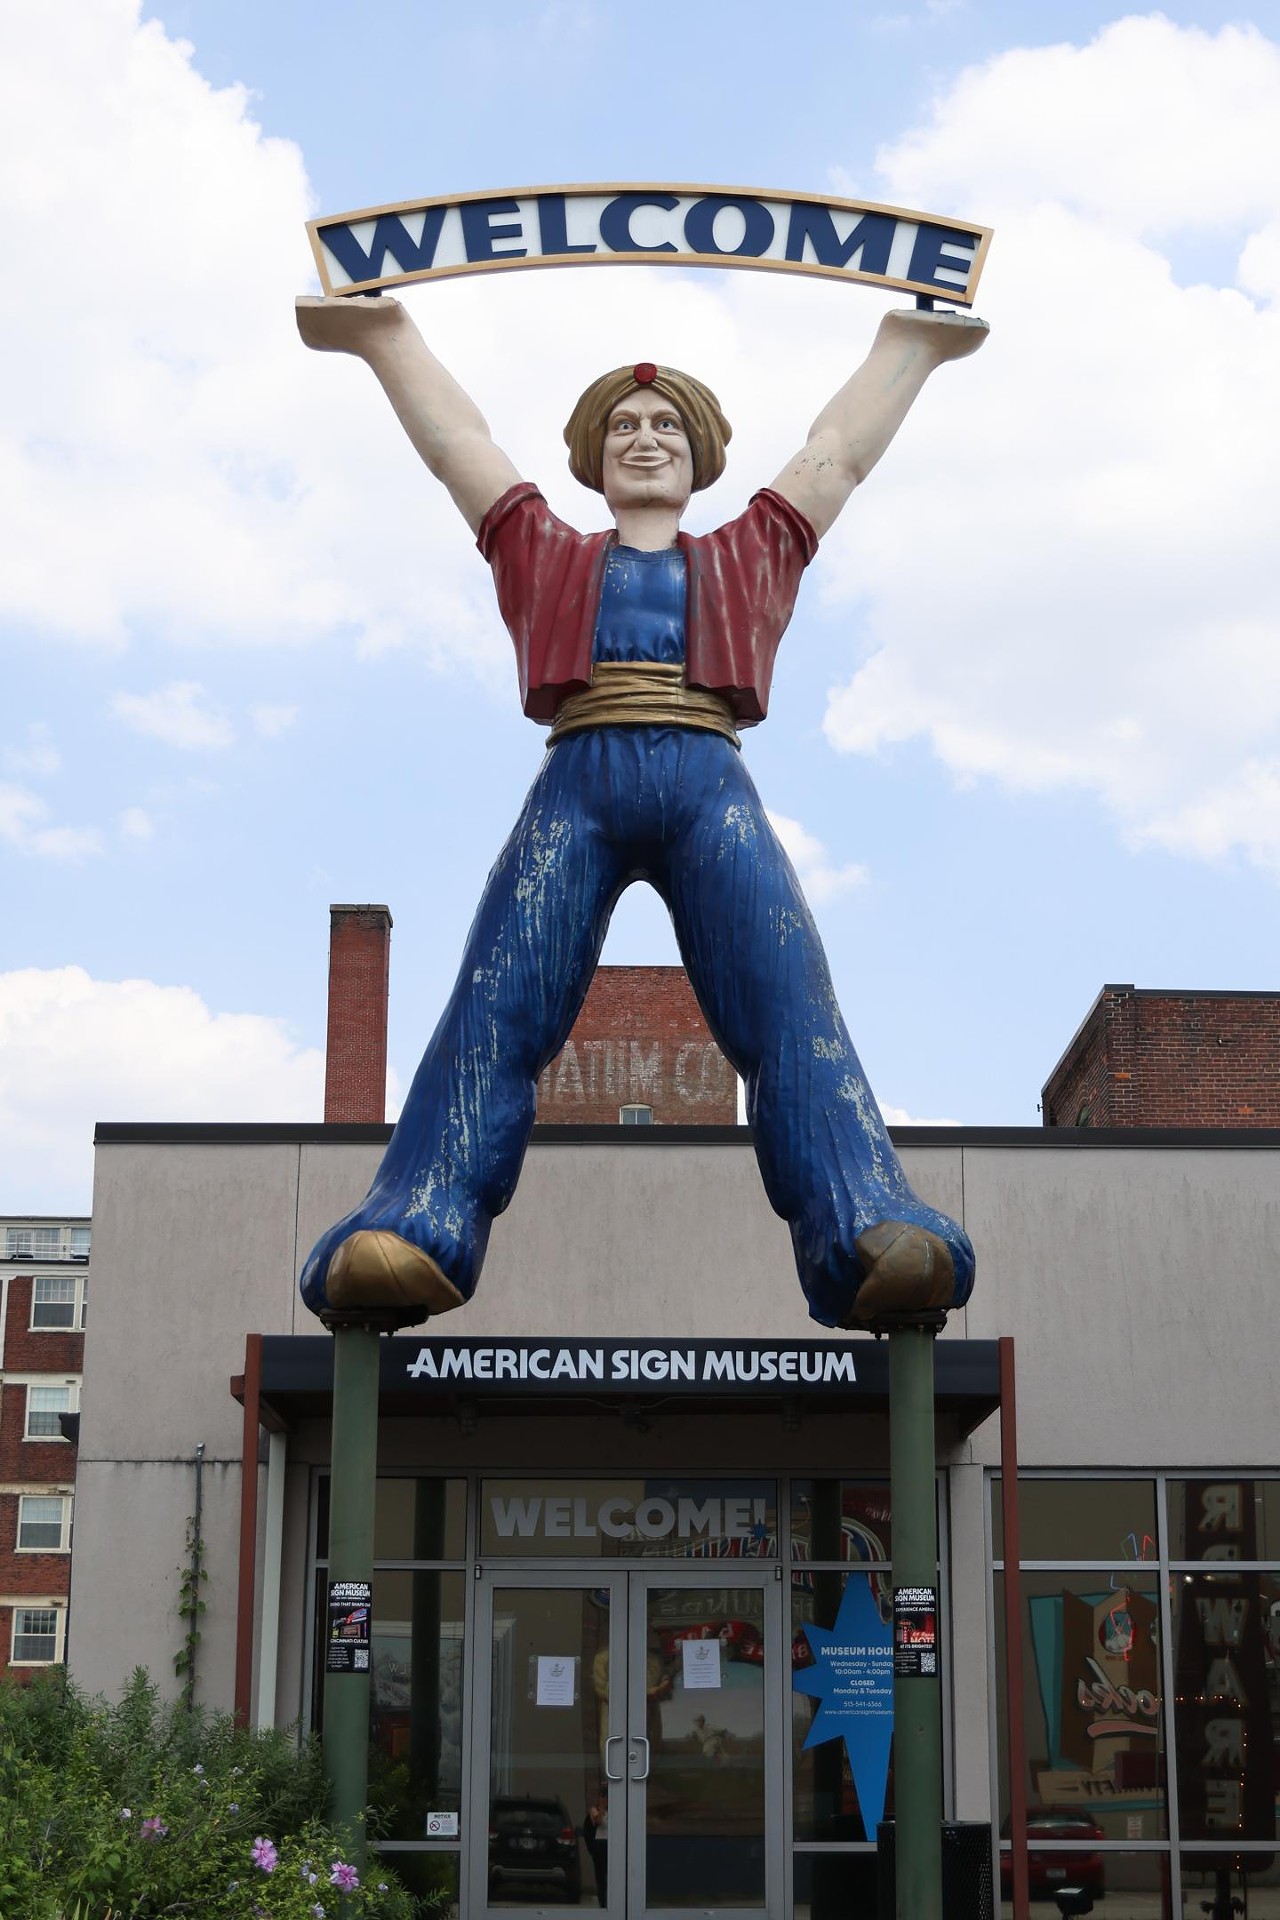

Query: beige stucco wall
69,1126,1279,1817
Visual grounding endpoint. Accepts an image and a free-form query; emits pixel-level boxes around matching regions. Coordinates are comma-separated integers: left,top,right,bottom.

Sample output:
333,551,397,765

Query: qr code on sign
921,1652,936,1674
355,1649,369,1670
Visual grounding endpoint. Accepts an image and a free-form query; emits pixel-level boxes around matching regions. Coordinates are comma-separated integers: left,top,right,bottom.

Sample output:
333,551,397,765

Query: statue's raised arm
770,307,988,540
296,295,522,532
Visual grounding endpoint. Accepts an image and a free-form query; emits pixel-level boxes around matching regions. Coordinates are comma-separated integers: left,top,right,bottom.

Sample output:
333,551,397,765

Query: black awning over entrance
243,1334,1000,1437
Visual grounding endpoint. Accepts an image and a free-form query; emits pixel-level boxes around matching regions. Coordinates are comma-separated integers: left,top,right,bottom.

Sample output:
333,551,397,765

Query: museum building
66,916,1280,1920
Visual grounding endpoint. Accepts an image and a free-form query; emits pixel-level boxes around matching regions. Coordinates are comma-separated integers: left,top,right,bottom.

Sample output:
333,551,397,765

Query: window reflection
994,1571,1167,1838
991,1478,1157,1564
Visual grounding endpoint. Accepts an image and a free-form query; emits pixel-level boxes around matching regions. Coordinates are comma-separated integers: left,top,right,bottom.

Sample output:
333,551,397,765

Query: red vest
476,482,818,727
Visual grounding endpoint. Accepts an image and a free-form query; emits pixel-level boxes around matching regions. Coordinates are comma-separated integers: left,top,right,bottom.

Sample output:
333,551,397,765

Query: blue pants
302,728,974,1327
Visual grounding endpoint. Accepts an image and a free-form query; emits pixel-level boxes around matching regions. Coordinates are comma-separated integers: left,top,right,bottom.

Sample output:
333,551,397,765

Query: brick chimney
324,905,392,1124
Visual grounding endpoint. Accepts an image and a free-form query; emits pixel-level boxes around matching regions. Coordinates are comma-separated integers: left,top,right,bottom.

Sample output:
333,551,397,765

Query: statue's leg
658,740,974,1327
301,740,626,1324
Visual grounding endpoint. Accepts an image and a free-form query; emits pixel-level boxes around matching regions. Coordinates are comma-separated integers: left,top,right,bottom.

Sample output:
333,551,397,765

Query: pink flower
251,1836,279,1873
141,1816,168,1839
329,1860,360,1892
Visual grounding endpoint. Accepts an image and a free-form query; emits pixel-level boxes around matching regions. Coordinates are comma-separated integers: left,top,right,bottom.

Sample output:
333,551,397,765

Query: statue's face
601,391,693,516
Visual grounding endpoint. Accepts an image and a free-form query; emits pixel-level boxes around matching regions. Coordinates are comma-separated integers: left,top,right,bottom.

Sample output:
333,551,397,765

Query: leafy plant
0,1670,445,1920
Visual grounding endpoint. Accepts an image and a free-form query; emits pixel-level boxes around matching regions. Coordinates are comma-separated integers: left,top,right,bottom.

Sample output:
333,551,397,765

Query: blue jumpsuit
302,544,974,1328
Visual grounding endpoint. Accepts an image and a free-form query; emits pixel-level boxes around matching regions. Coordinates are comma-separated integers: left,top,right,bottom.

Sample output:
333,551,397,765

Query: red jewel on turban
633,362,658,386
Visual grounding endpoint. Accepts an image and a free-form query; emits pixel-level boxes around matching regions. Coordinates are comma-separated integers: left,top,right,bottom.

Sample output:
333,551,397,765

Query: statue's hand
295,293,408,357
877,307,990,365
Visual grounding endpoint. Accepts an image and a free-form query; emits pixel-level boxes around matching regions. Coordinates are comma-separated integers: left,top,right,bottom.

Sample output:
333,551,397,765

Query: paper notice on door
536,1655,577,1706
682,1638,722,1690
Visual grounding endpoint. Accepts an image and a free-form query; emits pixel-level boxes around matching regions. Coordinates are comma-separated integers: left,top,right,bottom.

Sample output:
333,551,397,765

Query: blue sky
4,0,1280,1208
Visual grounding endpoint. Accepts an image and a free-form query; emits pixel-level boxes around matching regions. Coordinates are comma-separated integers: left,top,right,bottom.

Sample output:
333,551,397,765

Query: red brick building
1042,985,1280,1128
535,965,737,1126
1,1216,88,1678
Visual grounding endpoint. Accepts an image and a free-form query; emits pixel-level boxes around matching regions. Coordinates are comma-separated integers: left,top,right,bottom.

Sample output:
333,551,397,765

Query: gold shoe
844,1222,955,1325
324,1230,464,1326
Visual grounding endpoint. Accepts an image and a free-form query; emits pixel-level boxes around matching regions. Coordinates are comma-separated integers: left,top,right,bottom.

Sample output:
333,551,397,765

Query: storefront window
316,1476,466,1560
994,1570,1167,1839
368,1570,465,1841
1180,1851,1280,1919
991,1476,1157,1563
999,1848,1173,1920
793,1849,879,1919
1172,1570,1280,1843
1168,1476,1280,1562
790,1481,891,1563
478,1478,778,1559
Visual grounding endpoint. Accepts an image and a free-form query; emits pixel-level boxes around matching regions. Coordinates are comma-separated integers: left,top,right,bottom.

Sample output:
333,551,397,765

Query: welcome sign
308,183,991,307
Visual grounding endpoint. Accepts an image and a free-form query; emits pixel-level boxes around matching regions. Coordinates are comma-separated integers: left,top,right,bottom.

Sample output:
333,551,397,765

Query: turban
563,363,732,494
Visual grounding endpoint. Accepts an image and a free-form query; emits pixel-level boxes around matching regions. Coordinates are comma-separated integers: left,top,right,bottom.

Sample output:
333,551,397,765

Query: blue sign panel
792,1575,895,1830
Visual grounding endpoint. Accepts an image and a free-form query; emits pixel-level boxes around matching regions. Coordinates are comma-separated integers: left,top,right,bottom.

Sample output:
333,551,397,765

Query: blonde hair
563,364,732,494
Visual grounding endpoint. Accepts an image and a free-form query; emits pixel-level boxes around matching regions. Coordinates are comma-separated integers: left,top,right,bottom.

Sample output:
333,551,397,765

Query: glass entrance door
473,1570,781,1920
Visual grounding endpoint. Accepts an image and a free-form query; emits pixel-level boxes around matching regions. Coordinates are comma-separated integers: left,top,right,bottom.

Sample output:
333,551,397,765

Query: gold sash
547,662,740,747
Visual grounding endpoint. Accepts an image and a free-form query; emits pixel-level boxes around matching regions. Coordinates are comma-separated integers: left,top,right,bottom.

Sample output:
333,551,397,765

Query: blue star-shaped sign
792,1576,895,1830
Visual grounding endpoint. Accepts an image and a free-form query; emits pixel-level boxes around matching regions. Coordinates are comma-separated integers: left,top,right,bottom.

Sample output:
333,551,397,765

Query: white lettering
677,1498,721,1538
1199,1485,1241,1534
494,1348,517,1380
599,1498,633,1539
703,1351,734,1380
825,1351,857,1382
1205,1655,1247,1705
779,1353,797,1381
529,1348,551,1379
723,1497,751,1537
407,1348,437,1379
640,1349,669,1381
1205,1779,1243,1829
573,1498,598,1538
636,1498,675,1539
543,1498,572,1538
491,1498,542,1538
473,1349,493,1379
611,1351,632,1381
550,1349,578,1380
578,1348,604,1380
1203,1717,1243,1769
439,1349,472,1379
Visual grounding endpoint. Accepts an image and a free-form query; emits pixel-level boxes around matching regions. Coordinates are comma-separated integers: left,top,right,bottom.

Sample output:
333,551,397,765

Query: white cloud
250,702,299,738
119,805,154,840
5,723,61,777
819,16,1280,874
879,1102,962,1127
0,966,326,1210
767,811,868,905
0,783,102,860
111,680,234,750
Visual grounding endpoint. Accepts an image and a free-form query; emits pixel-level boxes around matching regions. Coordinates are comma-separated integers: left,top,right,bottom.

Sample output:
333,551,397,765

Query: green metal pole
889,1322,943,1920
323,1324,381,1882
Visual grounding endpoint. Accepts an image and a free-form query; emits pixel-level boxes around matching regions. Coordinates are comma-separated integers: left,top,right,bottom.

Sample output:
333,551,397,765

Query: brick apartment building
1042,984,1280,1127
0,1215,88,1678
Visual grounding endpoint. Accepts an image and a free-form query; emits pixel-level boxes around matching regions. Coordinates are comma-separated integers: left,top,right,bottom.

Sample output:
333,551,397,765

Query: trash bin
876,1821,994,1920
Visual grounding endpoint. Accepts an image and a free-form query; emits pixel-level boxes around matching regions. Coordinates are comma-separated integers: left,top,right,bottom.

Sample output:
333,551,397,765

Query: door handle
604,1733,626,1781
629,1734,650,1780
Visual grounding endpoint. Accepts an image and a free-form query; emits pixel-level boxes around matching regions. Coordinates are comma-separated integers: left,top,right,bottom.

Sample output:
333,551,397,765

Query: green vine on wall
173,1512,207,1709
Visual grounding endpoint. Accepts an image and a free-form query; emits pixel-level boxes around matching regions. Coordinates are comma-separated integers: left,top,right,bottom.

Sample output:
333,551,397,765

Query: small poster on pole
326,1580,372,1674
893,1586,938,1677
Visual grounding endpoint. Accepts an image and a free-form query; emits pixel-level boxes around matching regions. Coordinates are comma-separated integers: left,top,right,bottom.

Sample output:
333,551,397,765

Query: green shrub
0,1670,434,1920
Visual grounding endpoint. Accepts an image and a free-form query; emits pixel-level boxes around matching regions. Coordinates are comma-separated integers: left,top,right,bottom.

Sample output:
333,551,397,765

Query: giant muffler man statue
296,289,987,1333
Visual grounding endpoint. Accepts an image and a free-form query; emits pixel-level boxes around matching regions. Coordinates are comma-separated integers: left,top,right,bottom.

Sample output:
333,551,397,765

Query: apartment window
69,1227,91,1258
11,1607,61,1664
6,1226,63,1259
25,1384,75,1439
619,1104,653,1124
31,1275,82,1329
17,1494,71,1551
